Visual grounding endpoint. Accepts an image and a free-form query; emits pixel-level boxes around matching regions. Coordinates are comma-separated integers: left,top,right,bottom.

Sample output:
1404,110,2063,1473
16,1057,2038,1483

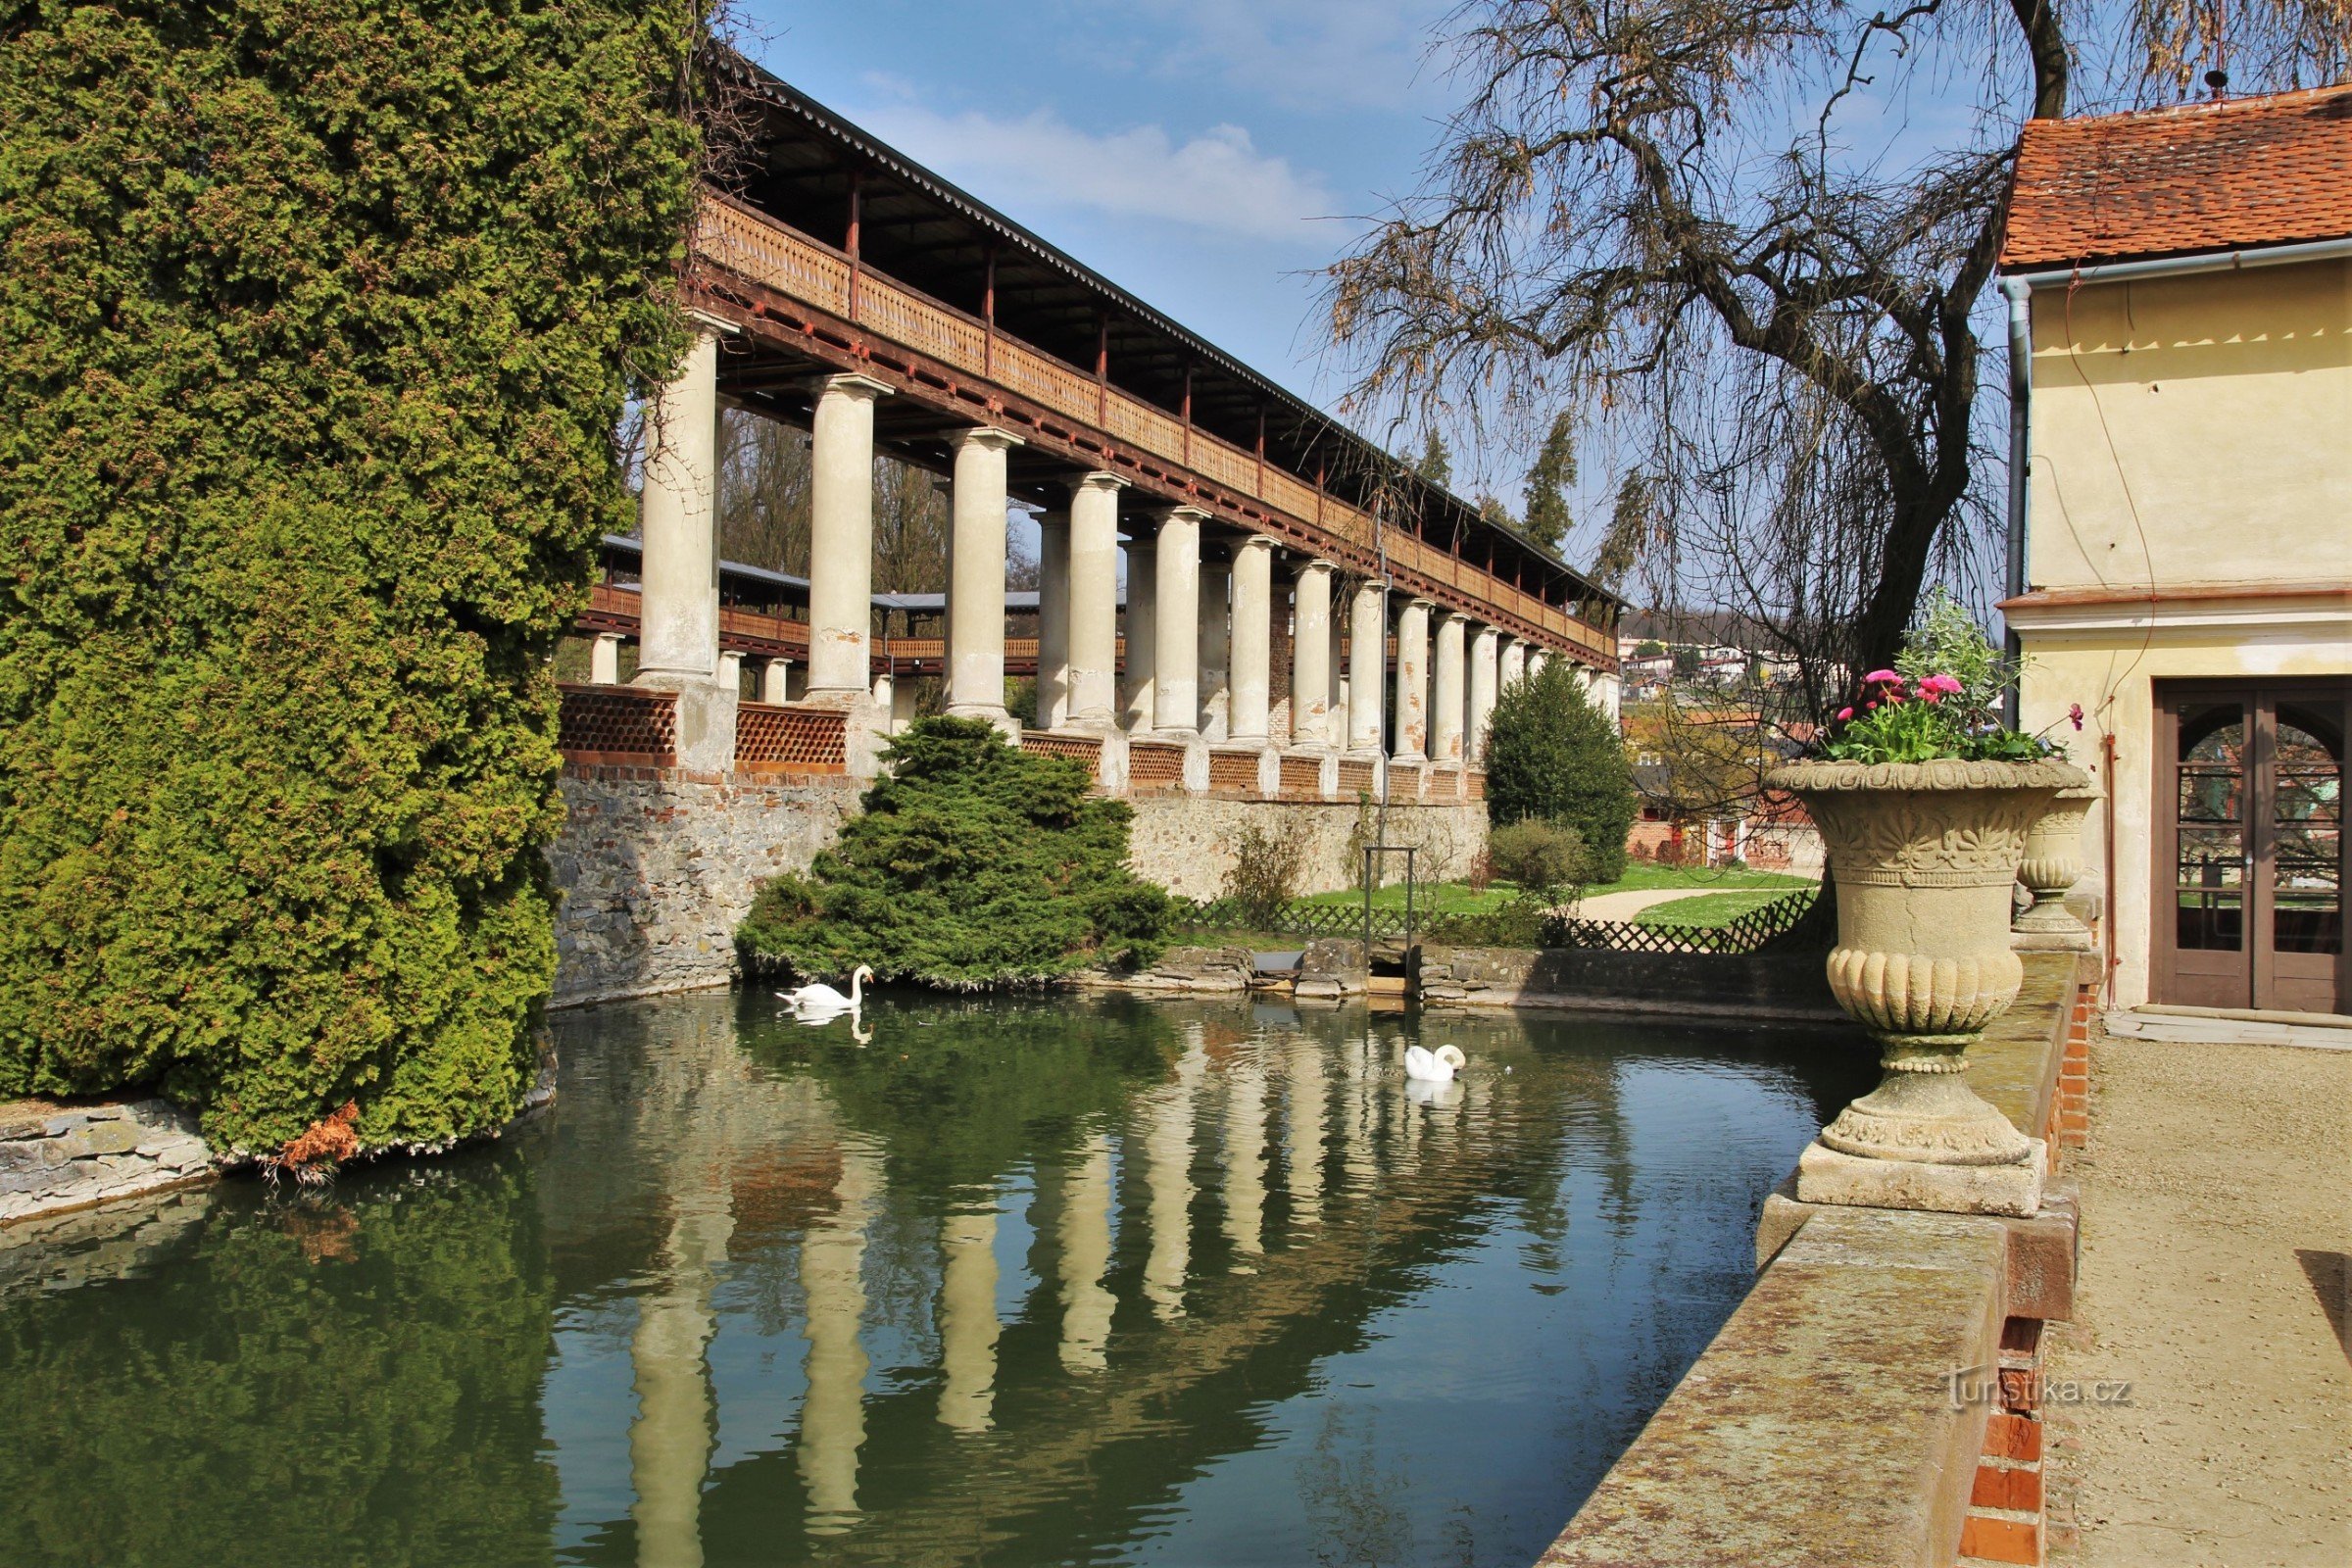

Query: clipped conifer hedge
1484,660,1637,882
0,1,701,1151
738,718,1175,989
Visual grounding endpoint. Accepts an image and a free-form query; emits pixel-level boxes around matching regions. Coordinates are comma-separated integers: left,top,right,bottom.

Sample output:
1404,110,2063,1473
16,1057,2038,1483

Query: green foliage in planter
0,1,701,1150
738,717,1174,988
1484,660,1637,881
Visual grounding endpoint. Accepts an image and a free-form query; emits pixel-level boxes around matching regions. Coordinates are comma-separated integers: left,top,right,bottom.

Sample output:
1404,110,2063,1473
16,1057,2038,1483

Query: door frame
2151,676,2349,1014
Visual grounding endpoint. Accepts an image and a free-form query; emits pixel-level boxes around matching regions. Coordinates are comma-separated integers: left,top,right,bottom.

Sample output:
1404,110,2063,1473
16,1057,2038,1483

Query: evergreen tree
1484,661,1636,881
739,718,1172,988
0,1,702,1150
1521,411,1577,553
1412,430,1453,490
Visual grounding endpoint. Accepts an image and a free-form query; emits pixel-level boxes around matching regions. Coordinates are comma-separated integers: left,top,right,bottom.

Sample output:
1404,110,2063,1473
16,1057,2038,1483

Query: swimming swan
780,965,872,1013
1403,1044,1466,1083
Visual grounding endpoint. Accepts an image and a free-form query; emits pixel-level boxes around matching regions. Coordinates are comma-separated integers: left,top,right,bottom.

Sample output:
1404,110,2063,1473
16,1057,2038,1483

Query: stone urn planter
1768,757,2091,1215
2013,783,2100,951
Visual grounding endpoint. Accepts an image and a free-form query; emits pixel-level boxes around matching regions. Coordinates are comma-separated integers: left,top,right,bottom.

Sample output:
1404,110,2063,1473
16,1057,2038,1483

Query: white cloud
1117,0,1452,113
856,103,1344,247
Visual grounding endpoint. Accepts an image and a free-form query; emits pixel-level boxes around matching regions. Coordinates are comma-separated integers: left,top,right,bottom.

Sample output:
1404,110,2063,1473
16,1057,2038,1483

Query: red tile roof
2001,84,2352,270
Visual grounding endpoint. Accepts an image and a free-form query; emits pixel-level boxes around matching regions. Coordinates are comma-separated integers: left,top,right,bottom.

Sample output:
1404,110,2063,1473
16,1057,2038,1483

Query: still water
0,990,1871,1568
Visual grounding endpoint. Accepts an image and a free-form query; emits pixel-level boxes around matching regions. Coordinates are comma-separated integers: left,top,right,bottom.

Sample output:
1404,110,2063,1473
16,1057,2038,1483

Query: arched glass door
2156,681,2347,1014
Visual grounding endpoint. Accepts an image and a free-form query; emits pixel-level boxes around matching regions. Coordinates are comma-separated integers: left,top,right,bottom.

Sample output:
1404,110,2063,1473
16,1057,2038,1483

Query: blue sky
736,1,1467,459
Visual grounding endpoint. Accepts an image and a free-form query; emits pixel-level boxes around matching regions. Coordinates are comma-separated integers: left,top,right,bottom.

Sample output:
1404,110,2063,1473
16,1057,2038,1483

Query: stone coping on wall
1416,944,1851,1025
0,1099,217,1229
1541,950,2097,1568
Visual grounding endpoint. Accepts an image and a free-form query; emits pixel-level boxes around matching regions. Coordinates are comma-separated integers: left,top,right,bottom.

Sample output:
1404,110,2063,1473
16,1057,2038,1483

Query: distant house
1999,83,2350,1016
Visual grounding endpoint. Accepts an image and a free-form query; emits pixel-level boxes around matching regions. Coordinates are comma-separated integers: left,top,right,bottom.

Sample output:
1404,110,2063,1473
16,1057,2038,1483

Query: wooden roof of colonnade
686,52,1622,668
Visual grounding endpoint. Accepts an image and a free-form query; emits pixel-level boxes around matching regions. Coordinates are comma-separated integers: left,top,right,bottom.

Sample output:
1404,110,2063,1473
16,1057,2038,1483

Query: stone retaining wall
0,1100,215,1225
1126,795,1486,901
548,762,860,1006
1415,944,1846,1022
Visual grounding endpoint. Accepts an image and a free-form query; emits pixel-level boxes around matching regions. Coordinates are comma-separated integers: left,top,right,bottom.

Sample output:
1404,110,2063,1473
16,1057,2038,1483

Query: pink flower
2069,703,2084,731
1836,707,1854,721
1919,673,1964,698
1863,668,1900,686
1864,700,1879,711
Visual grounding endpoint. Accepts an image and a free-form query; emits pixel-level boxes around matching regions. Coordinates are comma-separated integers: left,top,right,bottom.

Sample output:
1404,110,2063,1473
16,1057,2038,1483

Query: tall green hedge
1484,660,1637,882
0,2,701,1151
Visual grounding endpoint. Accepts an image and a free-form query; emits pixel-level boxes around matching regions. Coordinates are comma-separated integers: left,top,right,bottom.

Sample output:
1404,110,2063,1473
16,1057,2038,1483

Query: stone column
1528,648,1552,681
1057,1134,1116,1373
1468,624,1500,763
1347,580,1388,757
1152,507,1203,737
1328,613,1348,750
807,373,892,697
590,632,623,686
1499,637,1527,692
1433,612,1466,765
1228,536,1274,746
1122,533,1157,733
1393,598,1432,763
1290,560,1334,750
1197,555,1230,743
946,426,1022,730
1035,507,1070,731
635,327,722,687
717,650,742,697
936,1193,1000,1433
1068,472,1124,729
760,657,792,705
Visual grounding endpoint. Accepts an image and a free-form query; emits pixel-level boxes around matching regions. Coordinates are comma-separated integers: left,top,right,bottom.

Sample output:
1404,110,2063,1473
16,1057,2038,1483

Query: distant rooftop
2001,83,2352,270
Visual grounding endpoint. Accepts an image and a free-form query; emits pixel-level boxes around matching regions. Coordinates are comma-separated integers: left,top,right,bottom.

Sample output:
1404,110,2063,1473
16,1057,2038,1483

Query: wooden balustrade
694,192,1614,665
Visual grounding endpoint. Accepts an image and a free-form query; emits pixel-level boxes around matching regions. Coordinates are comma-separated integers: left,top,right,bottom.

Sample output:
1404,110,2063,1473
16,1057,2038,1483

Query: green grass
1634,888,1812,929
1296,861,1813,914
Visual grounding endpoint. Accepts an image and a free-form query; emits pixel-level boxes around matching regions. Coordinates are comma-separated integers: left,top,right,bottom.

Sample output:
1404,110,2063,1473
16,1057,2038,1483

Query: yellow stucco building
2000,84,2350,1018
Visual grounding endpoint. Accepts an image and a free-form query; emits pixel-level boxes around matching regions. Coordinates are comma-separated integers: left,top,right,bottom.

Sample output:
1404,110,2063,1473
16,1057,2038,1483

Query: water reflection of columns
801,1141,880,1537
1222,1051,1265,1265
1145,1031,1207,1319
1058,1134,1117,1372
937,1190,1000,1432
1342,1032,1379,1198
1286,1037,1325,1230
631,1198,735,1568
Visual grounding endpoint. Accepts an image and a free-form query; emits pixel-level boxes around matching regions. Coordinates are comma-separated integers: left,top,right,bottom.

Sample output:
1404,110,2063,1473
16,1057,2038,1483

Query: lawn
1296,861,1814,914
1634,887,1813,928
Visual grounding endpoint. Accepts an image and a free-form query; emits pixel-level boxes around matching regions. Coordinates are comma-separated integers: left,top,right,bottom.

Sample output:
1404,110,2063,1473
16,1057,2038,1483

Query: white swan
1403,1044,1466,1083
779,965,872,1014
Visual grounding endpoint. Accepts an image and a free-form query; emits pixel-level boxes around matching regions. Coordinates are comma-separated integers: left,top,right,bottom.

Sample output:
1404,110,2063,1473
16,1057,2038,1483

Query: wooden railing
695,195,1614,664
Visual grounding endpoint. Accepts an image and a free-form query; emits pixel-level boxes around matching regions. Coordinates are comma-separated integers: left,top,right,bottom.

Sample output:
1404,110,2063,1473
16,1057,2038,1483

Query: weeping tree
1329,0,2350,719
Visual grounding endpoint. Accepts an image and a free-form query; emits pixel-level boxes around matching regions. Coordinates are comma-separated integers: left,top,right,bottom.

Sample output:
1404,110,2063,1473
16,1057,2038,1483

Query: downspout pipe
2000,276,2032,729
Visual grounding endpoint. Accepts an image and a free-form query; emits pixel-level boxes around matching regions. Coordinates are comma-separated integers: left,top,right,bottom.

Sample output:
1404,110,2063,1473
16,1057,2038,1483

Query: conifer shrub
738,718,1174,988
1484,661,1637,881
0,1,702,1150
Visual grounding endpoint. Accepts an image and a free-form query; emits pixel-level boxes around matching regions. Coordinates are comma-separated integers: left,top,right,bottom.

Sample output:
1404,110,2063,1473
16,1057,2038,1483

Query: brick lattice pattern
1129,742,1185,788
1279,755,1323,801
734,702,847,773
1336,760,1376,797
559,683,677,762
1207,750,1260,795
1019,732,1103,778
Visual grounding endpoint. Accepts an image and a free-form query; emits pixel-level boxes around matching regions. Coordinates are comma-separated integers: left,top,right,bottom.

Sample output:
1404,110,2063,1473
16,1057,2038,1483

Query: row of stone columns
633,324,1584,771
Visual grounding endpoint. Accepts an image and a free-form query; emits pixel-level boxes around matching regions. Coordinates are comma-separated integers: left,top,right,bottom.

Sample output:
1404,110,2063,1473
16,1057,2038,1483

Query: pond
0,989,1872,1568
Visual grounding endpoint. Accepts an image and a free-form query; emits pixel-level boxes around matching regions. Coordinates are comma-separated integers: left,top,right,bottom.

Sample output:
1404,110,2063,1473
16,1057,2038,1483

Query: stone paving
2042,1029,2351,1567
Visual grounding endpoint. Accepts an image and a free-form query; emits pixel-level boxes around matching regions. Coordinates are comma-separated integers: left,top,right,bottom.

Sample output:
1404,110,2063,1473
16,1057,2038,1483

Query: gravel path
2044,1030,2351,1567
1572,887,1725,921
